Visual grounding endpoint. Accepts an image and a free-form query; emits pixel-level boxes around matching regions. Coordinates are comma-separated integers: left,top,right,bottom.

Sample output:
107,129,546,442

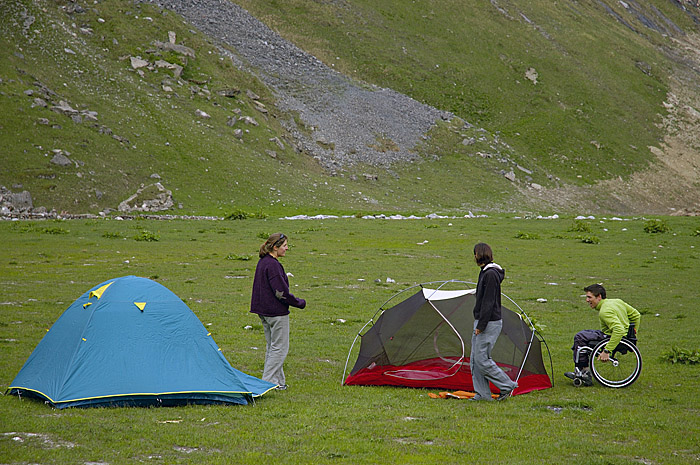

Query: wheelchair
574,326,642,388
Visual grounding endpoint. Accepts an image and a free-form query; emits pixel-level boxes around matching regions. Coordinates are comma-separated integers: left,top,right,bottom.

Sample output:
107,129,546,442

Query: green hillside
1,0,336,217
235,0,700,211
1,0,699,216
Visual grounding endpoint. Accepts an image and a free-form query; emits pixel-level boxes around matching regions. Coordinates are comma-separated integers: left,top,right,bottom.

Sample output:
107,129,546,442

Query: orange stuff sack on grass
428,391,498,399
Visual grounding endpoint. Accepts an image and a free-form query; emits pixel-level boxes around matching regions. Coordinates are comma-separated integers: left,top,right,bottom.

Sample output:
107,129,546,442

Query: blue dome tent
8,276,275,408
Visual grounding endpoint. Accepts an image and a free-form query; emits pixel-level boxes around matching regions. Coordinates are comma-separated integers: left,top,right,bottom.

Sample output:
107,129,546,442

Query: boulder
50,151,73,166
50,100,78,116
525,67,538,84
155,59,183,78
0,187,34,213
153,40,195,58
118,182,174,213
130,56,149,69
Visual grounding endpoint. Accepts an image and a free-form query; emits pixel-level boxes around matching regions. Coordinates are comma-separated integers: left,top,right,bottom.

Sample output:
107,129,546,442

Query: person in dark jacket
250,233,306,390
470,243,518,401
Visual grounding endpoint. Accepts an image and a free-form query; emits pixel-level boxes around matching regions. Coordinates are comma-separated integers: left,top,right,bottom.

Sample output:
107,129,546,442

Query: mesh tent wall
8,276,276,408
343,282,552,395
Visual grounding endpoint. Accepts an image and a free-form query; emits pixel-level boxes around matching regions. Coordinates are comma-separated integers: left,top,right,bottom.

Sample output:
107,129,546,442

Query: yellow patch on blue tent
134,302,146,311
89,282,113,300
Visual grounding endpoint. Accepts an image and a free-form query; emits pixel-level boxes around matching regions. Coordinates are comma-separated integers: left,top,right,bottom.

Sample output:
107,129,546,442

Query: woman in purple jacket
250,233,306,390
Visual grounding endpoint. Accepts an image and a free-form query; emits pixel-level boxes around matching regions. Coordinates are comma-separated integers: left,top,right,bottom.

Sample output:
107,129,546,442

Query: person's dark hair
473,242,493,266
583,283,606,299
259,233,287,258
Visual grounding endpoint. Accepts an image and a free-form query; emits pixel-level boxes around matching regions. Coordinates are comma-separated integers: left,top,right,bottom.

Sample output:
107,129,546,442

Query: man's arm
601,309,627,353
625,301,641,332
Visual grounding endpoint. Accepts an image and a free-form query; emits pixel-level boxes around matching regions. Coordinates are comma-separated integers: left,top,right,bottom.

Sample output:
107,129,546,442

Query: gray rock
0,187,34,212
270,137,285,150
241,116,258,126
154,59,183,78
153,40,195,58
118,182,174,213
130,56,149,69
82,111,98,122
50,152,73,166
50,100,78,115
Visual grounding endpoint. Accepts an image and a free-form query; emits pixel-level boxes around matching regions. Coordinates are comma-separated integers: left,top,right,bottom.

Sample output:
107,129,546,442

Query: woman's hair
259,233,287,258
473,242,493,266
583,283,606,299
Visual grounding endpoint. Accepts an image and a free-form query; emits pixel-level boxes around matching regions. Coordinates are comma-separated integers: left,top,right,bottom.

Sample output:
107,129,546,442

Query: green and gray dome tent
8,276,275,408
343,281,553,395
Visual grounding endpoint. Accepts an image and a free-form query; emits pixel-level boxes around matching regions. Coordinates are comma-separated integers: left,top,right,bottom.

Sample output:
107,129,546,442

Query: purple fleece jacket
250,254,306,317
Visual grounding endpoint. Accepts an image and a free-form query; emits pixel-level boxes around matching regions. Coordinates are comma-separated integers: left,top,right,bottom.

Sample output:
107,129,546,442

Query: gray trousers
572,329,606,368
470,320,518,400
258,314,290,386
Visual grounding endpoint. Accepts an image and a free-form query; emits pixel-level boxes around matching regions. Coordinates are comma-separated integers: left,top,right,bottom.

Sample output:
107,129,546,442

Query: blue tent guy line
8,275,275,408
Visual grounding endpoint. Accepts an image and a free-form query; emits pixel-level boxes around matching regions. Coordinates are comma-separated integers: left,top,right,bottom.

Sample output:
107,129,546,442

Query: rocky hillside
147,0,454,173
230,0,700,215
1,0,699,217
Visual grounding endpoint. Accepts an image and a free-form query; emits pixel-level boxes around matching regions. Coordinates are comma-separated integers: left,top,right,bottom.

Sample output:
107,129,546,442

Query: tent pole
501,293,536,384
341,321,372,385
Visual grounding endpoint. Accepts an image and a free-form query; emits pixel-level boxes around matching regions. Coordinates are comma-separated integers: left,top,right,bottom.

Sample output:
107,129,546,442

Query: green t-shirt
597,298,641,351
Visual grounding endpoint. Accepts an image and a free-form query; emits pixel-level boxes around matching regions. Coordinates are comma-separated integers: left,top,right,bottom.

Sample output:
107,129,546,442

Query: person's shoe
496,384,517,401
567,368,593,386
579,371,593,386
275,384,288,391
496,390,513,401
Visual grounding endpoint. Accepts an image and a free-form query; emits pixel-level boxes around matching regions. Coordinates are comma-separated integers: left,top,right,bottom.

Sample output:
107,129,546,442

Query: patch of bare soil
2,431,77,449
529,34,700,215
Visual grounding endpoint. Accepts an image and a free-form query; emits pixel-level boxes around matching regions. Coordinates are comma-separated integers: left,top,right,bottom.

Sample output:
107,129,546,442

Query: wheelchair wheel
590,338,642,388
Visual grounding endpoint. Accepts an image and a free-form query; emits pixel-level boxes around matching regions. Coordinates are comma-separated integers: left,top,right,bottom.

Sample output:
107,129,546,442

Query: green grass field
1,216,699,464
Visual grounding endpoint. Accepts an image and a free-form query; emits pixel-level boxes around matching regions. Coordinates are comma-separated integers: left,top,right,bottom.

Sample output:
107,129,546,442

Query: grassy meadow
1,215,699,464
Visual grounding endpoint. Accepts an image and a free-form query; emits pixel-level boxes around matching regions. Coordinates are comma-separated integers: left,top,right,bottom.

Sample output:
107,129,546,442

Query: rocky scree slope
145,0,455,173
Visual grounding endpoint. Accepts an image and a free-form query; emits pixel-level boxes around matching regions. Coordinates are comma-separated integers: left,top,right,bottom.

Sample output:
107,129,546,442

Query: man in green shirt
565,284,641,385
